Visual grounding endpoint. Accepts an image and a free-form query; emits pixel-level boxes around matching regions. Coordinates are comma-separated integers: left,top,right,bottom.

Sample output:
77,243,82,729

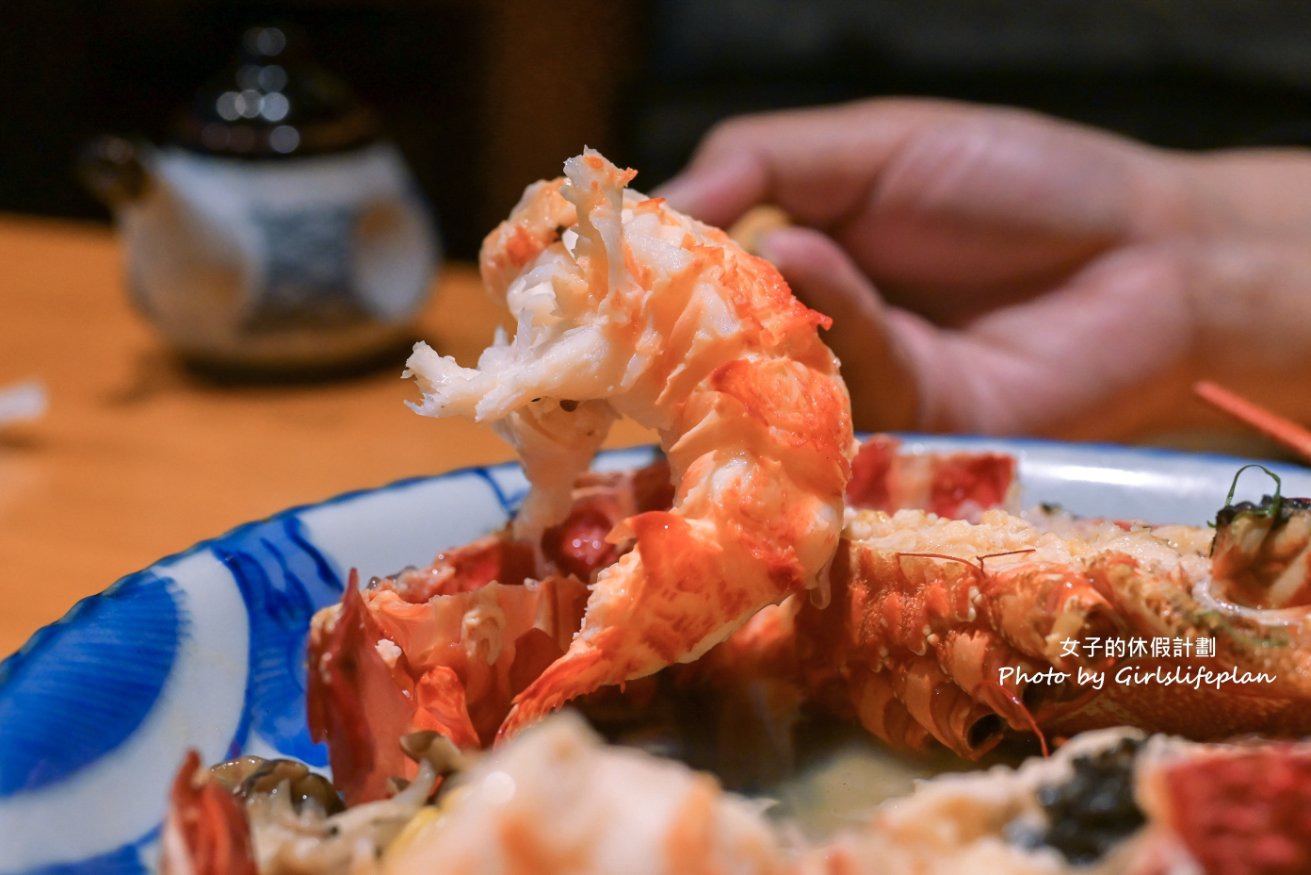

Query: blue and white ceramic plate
2,437,1308,873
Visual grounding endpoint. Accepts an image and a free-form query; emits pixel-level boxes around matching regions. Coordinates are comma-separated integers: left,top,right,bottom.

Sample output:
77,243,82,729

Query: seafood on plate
307,460,672,803
161,750,257,875
310,440,1311,799
798,727,1311,875
306,434,1020,803
703,485,1311,760
403,148,852,739
160,746,441,875
845,433,1017,520
162,716,1311,875
163,714,786,875
381,713,786,875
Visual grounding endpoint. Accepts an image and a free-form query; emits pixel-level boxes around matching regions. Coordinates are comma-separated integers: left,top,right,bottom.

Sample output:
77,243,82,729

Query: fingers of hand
655,98,966,229
909,243,1197,438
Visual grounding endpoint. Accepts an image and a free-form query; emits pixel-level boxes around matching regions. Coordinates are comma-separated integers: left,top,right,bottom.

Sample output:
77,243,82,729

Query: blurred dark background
8,0,1311,260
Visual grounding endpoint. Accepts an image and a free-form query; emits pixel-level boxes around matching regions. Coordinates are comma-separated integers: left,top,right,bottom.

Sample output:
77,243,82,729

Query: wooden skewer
1193,380,1311,463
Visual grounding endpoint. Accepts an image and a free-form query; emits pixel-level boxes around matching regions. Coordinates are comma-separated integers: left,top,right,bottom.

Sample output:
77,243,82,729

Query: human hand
656,99,1311,440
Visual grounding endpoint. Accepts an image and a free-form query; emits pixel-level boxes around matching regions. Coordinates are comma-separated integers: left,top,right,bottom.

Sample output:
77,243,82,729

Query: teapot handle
77,136,150,206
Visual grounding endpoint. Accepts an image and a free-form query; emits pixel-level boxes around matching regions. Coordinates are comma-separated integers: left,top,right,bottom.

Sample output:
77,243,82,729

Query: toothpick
1193,380,1311,463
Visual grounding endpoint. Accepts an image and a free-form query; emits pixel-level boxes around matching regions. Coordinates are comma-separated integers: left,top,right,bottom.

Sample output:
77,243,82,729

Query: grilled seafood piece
382,713,786,875
307,461,671,804
1212,493,1311,609
308,563,587,804
307,439,1013,803
164,715,784,875
162,721,1311,875
846,433,1017,520
797,728,1311,875
160,749,437,875
404,149,852,739
784,498,1311,758
161,750,257,875
1133,735,1311,875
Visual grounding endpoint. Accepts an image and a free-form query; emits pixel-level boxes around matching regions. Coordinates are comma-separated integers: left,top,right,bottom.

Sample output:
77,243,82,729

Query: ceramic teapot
80,25,438,373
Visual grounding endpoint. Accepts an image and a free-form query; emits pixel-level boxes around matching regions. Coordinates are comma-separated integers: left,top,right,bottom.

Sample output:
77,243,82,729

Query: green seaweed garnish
1220,463,1284,522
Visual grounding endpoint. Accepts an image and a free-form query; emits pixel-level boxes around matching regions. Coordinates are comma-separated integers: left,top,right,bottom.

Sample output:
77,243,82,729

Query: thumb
758,227,920,432
653,153,764,228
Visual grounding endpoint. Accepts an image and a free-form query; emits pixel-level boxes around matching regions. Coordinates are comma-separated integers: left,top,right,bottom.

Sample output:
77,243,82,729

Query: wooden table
0,214,655,657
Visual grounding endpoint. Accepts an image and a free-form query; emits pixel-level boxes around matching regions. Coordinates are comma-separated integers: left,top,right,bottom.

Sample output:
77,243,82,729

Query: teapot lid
170,24,379,159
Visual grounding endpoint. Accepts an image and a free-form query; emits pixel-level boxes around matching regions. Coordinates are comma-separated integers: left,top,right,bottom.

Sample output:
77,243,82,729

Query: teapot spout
78,135,150,206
